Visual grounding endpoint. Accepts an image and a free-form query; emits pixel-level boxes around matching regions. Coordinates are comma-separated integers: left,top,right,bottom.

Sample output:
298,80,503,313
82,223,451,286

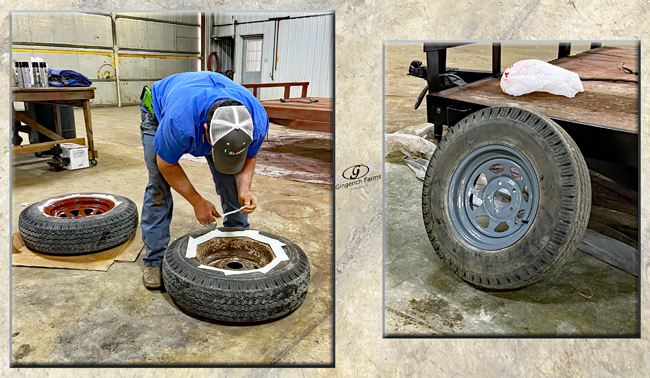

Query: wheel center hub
493,188,511,209
483,178,521,220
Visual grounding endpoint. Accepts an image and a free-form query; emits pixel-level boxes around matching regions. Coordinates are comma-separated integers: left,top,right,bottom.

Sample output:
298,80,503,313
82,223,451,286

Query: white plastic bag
385,133,436,160
500,59,584,98
385,124,439,180
403,156,430,181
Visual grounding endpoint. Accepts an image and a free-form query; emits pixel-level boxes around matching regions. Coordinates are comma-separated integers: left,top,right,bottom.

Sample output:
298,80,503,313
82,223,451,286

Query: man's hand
156,155,222,226
193,198,221,225
238,190,258,215
235,157,258,215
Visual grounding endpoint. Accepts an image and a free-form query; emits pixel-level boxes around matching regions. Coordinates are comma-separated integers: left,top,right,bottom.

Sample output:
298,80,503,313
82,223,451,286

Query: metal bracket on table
425,97,479,142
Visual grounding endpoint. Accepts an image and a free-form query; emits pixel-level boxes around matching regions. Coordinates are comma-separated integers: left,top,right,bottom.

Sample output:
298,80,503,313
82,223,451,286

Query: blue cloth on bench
48,69,93,87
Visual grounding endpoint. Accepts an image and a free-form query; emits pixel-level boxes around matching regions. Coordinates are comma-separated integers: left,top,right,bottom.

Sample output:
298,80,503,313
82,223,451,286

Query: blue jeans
139,102,249,267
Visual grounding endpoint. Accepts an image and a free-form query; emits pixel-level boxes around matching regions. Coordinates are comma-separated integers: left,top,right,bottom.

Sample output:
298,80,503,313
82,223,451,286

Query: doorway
242,36,263,86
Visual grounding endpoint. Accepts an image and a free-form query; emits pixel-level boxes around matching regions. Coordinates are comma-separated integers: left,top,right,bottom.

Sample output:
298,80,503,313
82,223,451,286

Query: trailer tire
162,228,310,323
422,106,590,290
18,193,138,254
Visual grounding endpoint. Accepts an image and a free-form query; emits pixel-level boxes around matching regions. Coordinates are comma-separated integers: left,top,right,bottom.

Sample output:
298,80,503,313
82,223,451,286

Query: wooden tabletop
12,86,97,92
437,47,638,133
261,97,332,123
12,86,96,102
260,97,332,132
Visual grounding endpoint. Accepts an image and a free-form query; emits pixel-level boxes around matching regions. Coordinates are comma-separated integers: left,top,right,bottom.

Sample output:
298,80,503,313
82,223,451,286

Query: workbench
260,97,333,133
243,82,333,133
12,87,98,163
437,47,638,134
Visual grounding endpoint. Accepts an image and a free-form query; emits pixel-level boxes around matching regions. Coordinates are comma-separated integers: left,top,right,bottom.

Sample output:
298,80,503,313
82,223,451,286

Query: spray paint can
17,63,24,87
39,62,49,87
14,62,23,87
32,62,41,87
21,63,32,88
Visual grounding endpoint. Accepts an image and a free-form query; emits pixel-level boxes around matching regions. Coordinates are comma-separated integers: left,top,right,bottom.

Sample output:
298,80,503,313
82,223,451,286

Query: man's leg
140,103,174,273
205,156,249,228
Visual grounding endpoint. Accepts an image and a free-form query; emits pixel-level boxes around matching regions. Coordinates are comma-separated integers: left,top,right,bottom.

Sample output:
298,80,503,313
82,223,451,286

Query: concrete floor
11,105,333,365
383,43,639,336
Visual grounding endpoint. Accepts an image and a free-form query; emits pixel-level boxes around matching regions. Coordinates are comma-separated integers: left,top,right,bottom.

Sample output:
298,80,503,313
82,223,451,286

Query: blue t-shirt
151,71,269,164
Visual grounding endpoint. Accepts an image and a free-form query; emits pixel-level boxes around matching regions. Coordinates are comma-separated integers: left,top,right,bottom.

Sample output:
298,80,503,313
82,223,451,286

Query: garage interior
11,11,333,365
384,43,639,336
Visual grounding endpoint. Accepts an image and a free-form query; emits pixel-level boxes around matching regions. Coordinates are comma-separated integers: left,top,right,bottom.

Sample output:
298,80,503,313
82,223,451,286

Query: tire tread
162,228,310,323
18,194,139,254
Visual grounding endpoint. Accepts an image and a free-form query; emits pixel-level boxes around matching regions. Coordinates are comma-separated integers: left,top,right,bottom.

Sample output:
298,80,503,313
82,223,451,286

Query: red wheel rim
42,196,116,218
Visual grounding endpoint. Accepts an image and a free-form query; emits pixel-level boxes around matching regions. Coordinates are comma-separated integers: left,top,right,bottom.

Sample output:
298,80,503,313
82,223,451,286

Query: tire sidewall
18,193,138,253
424,108,581,281
162,227,311,323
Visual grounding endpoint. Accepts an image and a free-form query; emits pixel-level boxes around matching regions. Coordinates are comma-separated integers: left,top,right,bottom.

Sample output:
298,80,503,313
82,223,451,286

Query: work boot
143,266,162,289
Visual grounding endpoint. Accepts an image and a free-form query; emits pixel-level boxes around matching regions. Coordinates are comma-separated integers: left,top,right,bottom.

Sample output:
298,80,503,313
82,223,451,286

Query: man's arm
156,154,220,225
235,156,258,215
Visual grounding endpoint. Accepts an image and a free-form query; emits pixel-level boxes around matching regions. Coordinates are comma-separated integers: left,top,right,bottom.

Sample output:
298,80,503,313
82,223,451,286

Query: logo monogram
342,165,370,180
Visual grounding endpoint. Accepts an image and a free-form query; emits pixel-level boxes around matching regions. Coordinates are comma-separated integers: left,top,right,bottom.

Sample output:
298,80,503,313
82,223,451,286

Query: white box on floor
59,143,89,170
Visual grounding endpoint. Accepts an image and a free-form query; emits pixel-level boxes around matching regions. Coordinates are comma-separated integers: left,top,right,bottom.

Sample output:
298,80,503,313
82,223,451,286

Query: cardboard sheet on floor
11,228,143,271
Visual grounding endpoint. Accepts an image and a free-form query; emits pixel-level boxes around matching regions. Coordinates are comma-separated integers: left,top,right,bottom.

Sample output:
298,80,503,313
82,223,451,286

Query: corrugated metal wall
212,38,234,73
12,12,201,106
209,11,333,100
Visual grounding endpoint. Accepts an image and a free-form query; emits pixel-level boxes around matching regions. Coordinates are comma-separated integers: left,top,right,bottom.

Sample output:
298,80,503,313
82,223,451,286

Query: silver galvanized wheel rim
447,144,539,250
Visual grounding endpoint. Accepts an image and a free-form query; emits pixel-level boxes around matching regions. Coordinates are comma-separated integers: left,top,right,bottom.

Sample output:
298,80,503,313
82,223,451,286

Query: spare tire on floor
19,193,138,255
422,107,591,290
162,227,310,323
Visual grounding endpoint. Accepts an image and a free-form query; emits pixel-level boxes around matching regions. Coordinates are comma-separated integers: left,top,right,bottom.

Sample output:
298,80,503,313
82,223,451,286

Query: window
245,39,262,72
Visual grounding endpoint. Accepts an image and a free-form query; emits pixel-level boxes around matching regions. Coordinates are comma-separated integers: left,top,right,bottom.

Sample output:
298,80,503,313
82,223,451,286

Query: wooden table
12,87,98,161
437,47,638,134
241,82,333,133
260,97,333,133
